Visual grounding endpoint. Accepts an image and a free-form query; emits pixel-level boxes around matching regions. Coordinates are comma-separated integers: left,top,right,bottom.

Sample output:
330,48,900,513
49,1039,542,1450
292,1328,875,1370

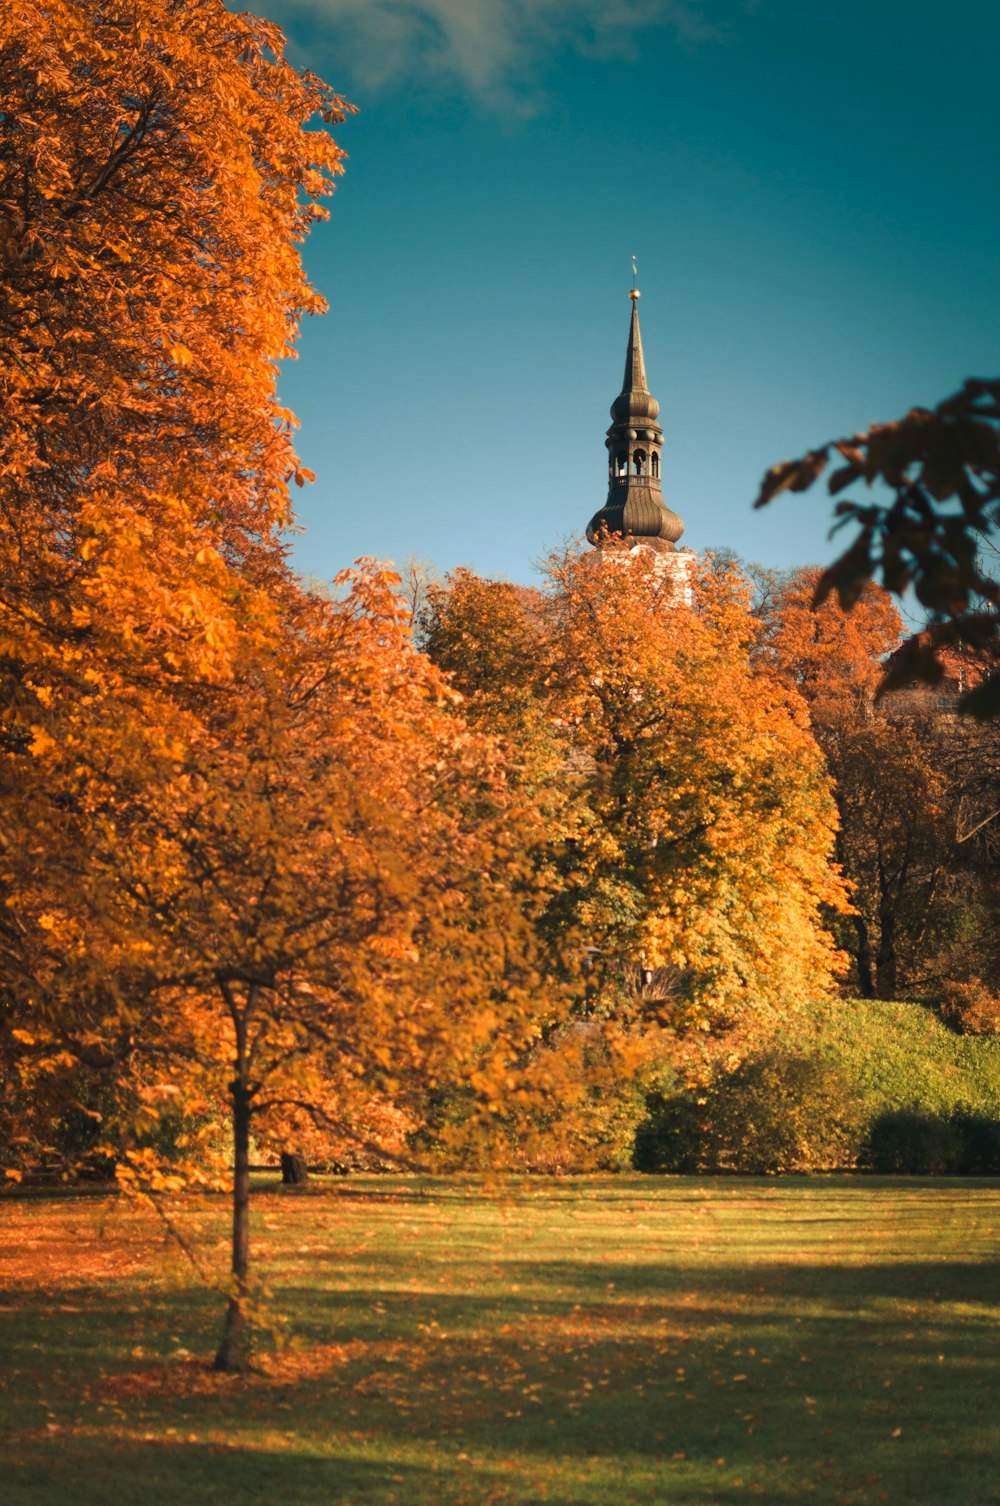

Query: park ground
1,1176,998,1505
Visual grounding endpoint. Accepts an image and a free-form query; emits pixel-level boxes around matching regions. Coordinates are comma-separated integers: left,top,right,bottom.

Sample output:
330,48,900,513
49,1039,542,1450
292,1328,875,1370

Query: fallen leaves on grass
0,1201,163,1285
95,1342,367,1398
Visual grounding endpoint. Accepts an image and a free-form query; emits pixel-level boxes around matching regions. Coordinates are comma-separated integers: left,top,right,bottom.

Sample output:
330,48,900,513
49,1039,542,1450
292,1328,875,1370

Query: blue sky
263,0,999,586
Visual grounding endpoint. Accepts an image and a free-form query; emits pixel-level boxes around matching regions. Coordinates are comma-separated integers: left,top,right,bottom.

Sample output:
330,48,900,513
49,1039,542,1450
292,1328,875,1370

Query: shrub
951,1109,1000,1173
634,1050,864,1174
701,1052,865,1173
632,1090,705,1174
862,1109,966,1173
634,998,1000,1177
939,978,1000,1036
861,1105,1000,1174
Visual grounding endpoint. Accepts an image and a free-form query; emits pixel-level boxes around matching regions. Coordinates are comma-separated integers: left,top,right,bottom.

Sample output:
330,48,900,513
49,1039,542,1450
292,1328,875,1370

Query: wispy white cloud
270,0,727,112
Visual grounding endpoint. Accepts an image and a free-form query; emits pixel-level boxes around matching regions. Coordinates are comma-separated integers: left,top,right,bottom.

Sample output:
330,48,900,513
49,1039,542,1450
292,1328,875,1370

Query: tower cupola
586,276,684,551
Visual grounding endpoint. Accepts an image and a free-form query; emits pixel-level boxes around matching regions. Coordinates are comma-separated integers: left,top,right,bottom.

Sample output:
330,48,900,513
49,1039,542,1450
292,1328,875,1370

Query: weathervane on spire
630,254,640,300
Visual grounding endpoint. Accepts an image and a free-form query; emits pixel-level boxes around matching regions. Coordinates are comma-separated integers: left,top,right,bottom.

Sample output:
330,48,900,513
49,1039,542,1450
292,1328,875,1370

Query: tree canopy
425,550,849,1029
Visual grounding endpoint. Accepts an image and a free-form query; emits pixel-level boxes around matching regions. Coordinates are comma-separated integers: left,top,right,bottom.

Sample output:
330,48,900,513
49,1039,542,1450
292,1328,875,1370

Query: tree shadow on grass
5,1222,1000,1506
12,1426,997,1506
9,1439,489,1506
276,1249,1000,1334
266,1257,1000,1505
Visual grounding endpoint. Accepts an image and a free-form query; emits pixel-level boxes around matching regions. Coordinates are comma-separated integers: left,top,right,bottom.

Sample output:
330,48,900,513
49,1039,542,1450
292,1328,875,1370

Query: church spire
620,291,648,396
586,273,684,551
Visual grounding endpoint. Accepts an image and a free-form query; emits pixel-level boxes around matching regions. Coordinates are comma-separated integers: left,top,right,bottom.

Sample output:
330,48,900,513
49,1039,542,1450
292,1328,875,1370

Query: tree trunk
875,864,899,999
280,1151,308,1185
853,913,875,999
213,1069,251,1371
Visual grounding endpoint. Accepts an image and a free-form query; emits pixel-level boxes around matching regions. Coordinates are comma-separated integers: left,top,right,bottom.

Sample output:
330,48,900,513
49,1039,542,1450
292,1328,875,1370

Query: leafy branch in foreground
754,378,1000,717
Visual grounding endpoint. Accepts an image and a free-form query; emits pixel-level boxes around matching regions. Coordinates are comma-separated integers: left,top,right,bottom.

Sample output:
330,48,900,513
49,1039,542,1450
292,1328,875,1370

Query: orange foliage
0,5,574,1368
75,564,561,1364
764,568,948,998
764,567,903,720
540,551,849,1020
426,552,849,1028
1,0,350,687
1,1,353,1053
109,566,556,1128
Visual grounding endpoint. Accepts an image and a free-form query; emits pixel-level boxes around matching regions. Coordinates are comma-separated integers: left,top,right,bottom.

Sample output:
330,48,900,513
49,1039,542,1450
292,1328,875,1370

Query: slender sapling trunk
214,1007,252,1371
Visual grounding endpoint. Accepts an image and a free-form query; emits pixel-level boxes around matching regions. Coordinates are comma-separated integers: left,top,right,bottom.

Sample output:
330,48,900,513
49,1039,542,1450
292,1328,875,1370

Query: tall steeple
586,274,684,551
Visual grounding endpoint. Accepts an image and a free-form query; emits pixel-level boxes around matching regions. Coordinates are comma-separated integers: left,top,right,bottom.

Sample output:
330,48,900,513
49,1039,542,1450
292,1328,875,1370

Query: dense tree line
416,552,1000,1009
761,567,999,998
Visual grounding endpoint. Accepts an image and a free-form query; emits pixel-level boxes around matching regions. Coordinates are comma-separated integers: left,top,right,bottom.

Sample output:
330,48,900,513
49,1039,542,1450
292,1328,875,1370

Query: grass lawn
1,1176,998,1505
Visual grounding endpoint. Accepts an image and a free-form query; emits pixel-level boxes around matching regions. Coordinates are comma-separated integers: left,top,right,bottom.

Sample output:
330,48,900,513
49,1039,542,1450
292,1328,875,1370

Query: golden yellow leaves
28,727,58,758
553,554,848,1016
423,549,850,1033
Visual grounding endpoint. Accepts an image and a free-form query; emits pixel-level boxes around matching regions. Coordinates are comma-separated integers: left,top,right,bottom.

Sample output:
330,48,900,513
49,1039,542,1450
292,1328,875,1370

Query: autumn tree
426,550,848,1030
543,550,848,1019
764,567,970,997
0,0,350,1040
761,566,903,718
0,0,396,1350
881,663,1000,992
820,717,950,998
9,562,567,1368
0,0,351,1138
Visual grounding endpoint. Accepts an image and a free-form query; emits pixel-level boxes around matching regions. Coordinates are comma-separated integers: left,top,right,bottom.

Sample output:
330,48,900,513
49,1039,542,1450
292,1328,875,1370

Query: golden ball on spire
629,287,641,300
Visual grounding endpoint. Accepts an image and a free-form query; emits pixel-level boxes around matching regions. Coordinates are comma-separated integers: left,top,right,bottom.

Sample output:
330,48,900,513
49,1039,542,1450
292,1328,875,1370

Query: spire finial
630,254,640,300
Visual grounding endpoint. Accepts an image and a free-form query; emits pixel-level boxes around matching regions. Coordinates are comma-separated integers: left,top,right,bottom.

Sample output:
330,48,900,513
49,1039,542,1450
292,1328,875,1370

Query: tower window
633,448,646,475
651,452,659,478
